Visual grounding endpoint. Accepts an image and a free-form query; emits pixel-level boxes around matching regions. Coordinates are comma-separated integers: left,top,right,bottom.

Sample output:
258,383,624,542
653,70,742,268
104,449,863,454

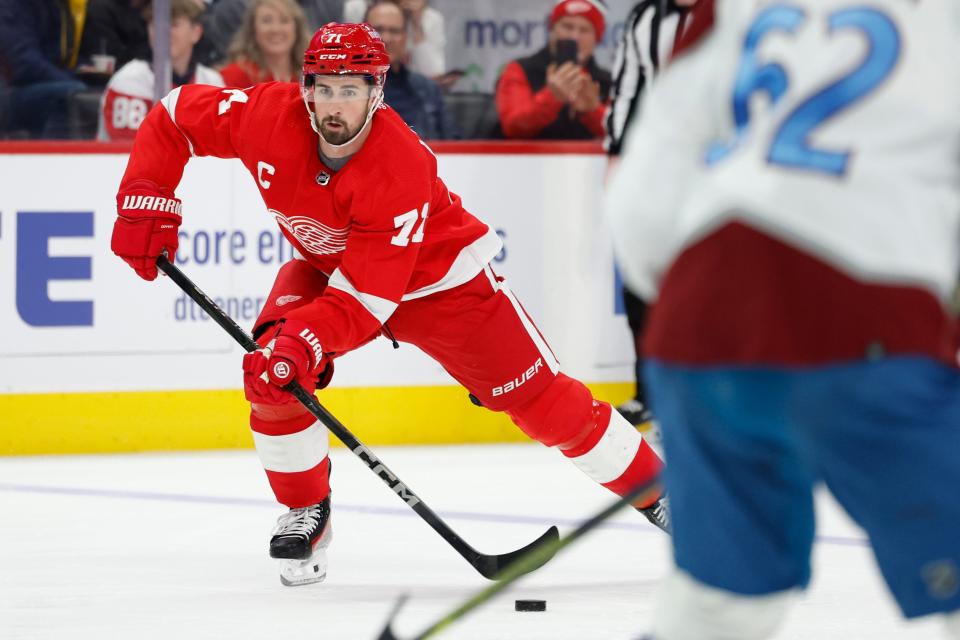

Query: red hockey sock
560,401,663,508
507,374,662,507
250,406,331,509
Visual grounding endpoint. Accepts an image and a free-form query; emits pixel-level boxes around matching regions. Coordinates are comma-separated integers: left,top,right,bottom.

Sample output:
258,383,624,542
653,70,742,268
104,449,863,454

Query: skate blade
279,552,328,587
278,525,332,587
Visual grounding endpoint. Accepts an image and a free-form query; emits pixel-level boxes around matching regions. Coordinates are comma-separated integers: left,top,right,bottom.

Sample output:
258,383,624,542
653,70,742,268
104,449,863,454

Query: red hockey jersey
98,60,225,141
119,82,502,354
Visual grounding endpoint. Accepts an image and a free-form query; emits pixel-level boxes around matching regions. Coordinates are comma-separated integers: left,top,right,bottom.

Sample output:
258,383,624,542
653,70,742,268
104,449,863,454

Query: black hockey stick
375,476,662,640
155,254,560,580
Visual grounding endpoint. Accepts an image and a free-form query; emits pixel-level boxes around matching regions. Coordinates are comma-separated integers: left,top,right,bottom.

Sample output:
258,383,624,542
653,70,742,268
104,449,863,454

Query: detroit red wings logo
271,210,350,255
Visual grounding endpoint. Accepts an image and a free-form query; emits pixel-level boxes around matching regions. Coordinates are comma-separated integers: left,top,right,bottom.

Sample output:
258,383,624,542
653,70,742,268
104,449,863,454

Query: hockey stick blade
471,525,559,580
155,255,562,581
375,476,660,640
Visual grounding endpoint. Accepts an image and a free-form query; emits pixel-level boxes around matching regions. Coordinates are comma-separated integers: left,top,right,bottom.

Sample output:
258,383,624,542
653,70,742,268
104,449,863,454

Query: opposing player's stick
155,255,559,580
375,476,661,640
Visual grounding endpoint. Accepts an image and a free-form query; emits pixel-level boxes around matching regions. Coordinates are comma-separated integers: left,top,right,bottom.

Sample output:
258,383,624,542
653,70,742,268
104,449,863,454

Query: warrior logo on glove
111,179,183,281
272,361,292,382
298,328,324,365
242,318,331,406
120,194,183,214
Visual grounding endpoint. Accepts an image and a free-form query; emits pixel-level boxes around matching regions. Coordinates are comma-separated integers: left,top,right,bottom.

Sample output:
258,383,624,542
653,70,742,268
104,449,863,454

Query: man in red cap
495,0,611,140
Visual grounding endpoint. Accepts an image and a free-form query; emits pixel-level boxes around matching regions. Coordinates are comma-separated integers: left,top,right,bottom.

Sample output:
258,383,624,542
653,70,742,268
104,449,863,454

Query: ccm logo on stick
352,444,420,506
492,358,544,397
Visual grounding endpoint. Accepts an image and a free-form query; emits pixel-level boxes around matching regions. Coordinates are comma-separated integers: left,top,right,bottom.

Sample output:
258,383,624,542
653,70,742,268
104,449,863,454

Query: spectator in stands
342,0,366,21
365,0,458,140
398,0,445,78
495,0,610,140
220,0,310,86
0,0,87,138
201,0,344,65
98,0,224,140
79,0,151,76
347,0,444,79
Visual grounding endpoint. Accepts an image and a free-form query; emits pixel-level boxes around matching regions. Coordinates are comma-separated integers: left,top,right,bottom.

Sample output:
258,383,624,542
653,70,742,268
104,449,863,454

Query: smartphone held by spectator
494,0,611,140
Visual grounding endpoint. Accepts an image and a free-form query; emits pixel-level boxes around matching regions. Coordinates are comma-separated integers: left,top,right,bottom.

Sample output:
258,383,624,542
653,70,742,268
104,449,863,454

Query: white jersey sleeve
606,0,960,303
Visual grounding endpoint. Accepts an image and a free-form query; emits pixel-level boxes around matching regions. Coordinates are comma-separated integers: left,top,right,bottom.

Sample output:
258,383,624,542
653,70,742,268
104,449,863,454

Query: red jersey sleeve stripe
327,268,399,325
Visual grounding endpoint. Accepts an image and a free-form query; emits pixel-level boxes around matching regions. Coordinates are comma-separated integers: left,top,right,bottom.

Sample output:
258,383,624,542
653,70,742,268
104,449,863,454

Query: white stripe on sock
566,409,642,484
252,421,329,473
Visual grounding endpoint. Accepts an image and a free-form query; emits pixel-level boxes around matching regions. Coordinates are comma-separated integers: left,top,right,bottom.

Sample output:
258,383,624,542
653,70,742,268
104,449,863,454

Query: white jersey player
606,1,960,638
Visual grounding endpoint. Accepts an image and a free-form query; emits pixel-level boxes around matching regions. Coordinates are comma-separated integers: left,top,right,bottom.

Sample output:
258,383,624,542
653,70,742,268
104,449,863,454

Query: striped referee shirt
604,0,692,155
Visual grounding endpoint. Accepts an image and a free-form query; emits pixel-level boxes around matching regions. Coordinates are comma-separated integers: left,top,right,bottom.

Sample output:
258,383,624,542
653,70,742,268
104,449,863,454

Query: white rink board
0,151,633,394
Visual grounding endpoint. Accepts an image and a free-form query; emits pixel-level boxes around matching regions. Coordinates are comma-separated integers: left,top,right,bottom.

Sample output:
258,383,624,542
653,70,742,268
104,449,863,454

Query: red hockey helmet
302,22,391,82
301,23,391,147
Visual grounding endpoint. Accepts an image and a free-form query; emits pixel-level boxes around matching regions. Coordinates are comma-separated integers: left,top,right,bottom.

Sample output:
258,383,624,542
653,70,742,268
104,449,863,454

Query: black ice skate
616,398,653,426
637,494,671,534
269,497,332,586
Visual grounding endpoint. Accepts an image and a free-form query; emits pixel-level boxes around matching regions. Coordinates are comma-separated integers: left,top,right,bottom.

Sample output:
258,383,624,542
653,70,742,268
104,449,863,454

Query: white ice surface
0,444,948,639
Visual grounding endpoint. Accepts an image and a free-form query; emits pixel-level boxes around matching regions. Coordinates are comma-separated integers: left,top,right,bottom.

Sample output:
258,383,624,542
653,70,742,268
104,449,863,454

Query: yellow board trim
0,383,634,455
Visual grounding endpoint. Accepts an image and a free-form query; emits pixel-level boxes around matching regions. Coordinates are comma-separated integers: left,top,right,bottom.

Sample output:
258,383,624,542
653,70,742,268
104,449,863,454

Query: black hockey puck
514,599,546,612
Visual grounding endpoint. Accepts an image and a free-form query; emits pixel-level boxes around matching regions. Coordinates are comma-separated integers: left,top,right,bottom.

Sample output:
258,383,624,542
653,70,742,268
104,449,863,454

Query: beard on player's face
318,114,357,145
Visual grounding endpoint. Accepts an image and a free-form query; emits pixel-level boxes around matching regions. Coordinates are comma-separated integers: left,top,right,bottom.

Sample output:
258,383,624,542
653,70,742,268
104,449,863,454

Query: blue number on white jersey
706,4,901,176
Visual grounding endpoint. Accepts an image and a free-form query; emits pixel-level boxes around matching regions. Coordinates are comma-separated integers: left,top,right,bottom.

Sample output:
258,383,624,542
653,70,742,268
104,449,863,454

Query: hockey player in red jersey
111,22,667,586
